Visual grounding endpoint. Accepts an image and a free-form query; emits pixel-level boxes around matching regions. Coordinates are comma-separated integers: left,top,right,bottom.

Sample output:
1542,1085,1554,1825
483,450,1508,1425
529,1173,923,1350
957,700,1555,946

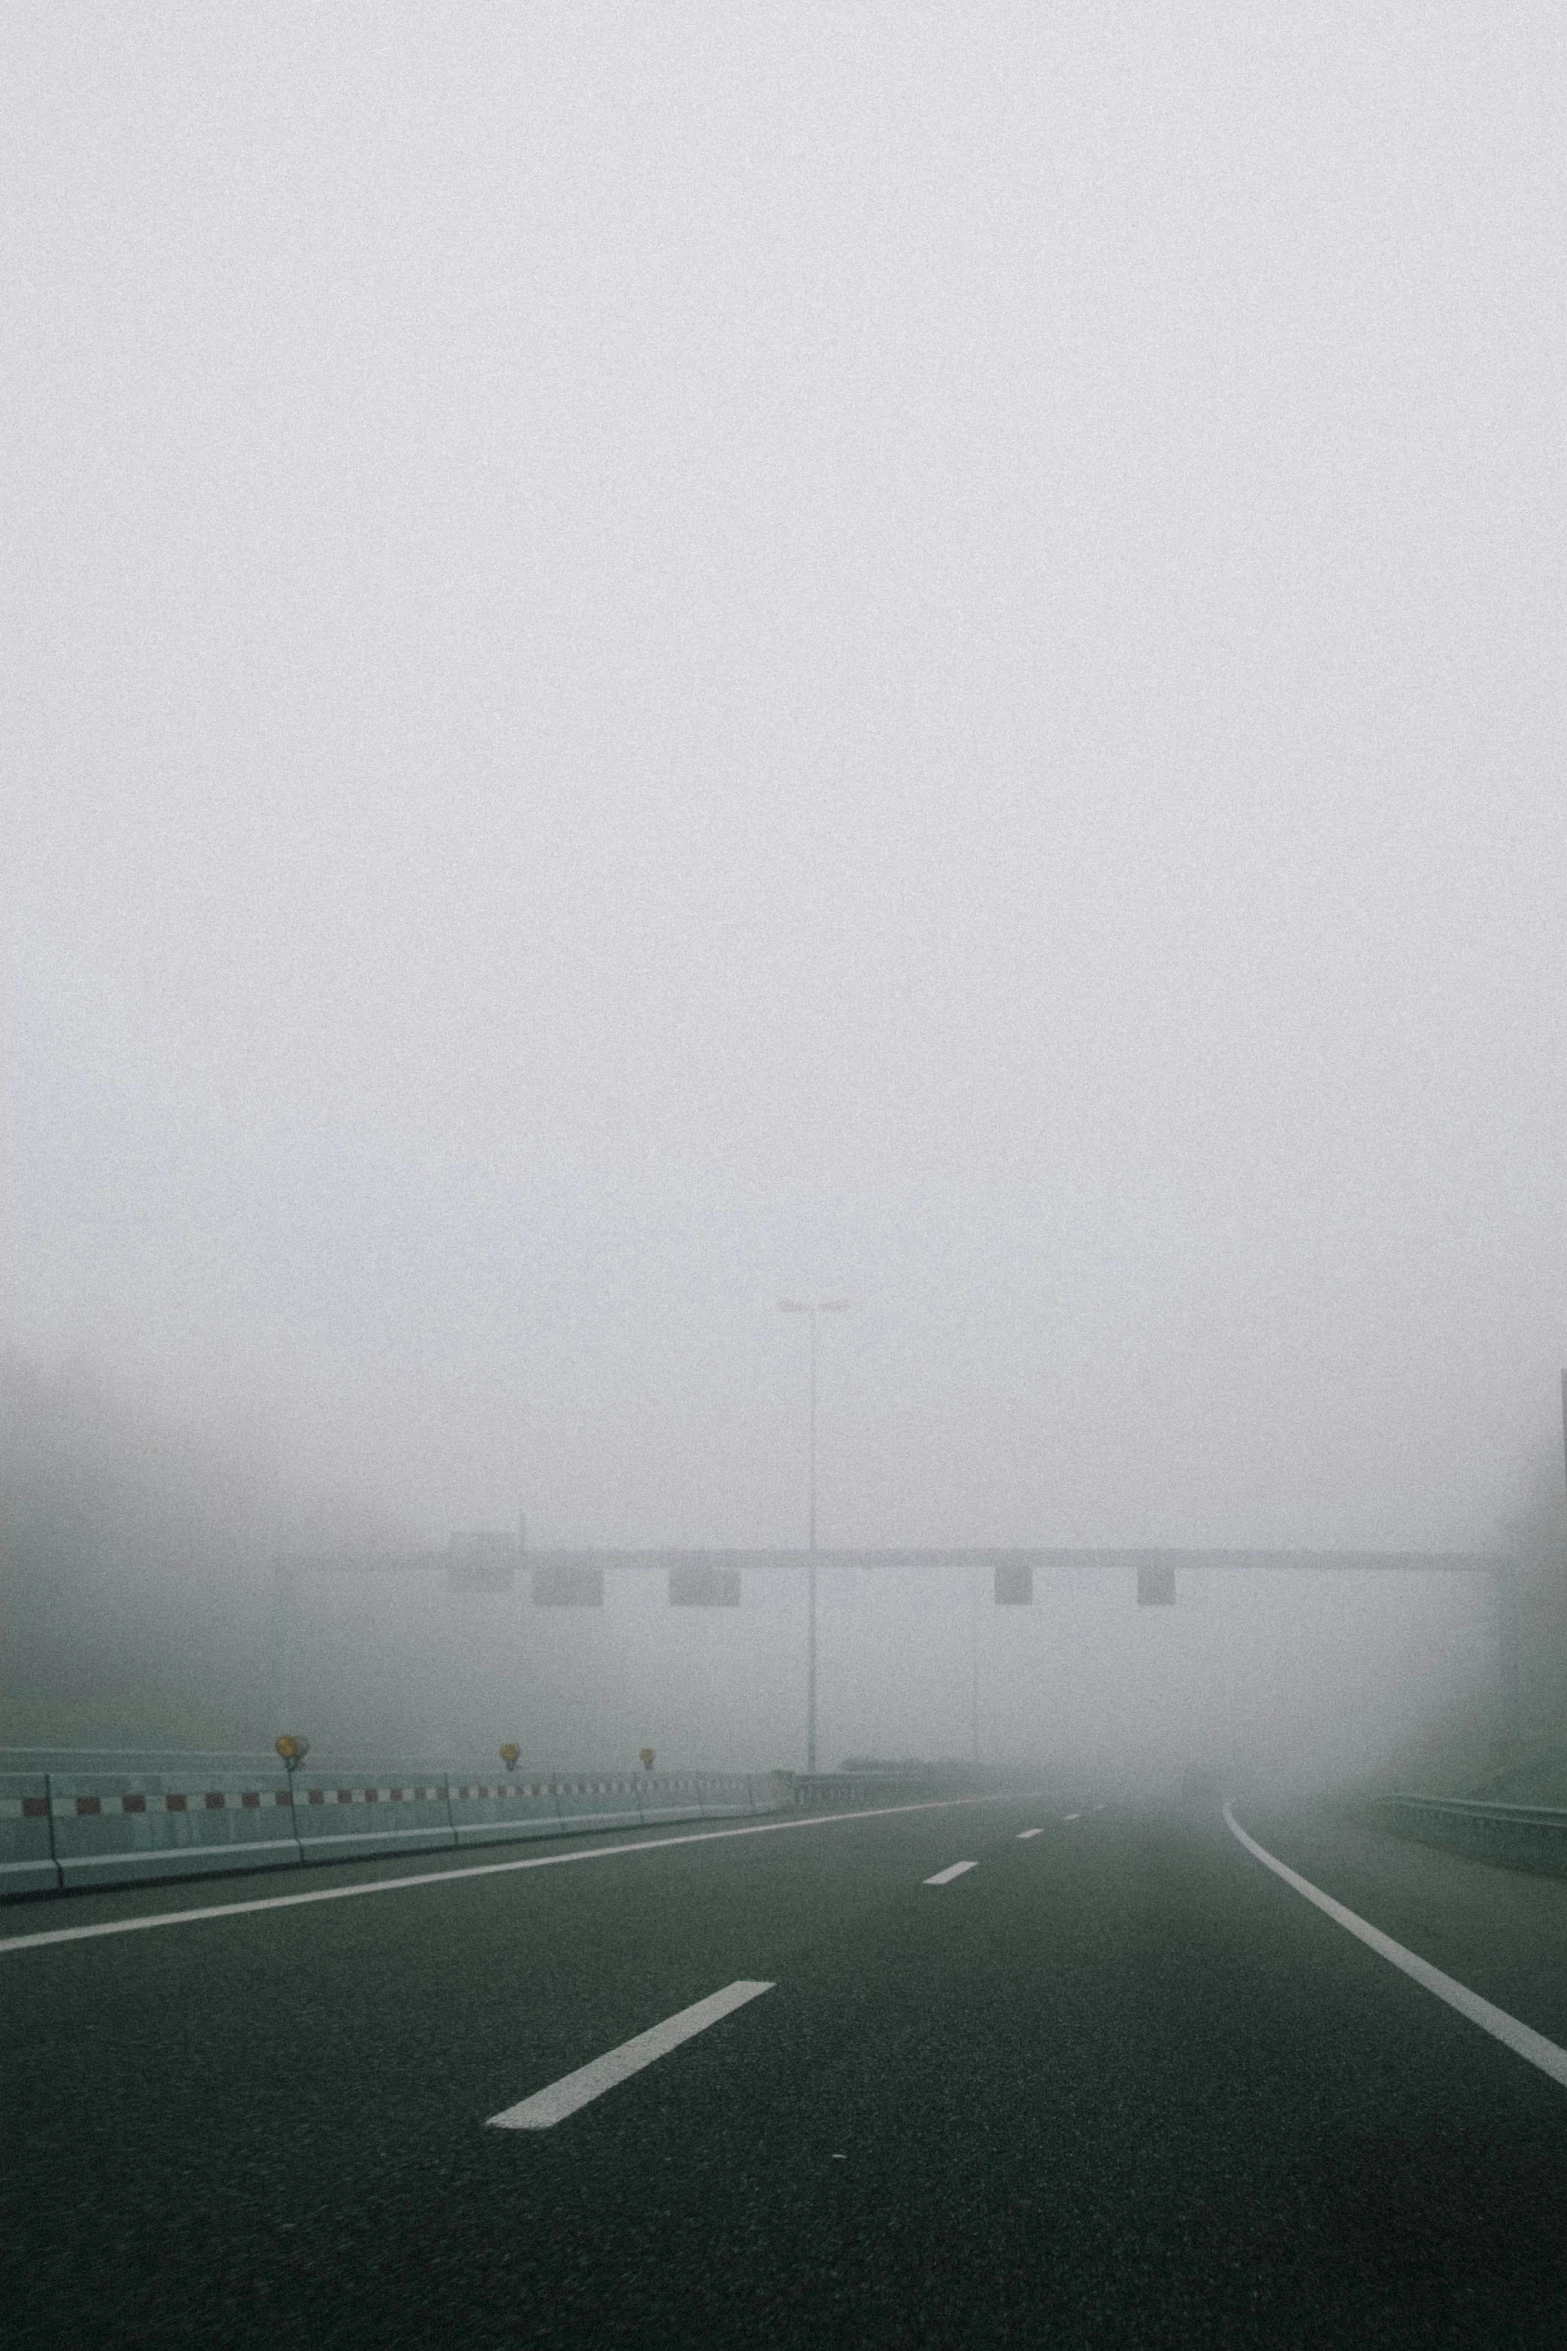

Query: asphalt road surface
7,1786,1567,2348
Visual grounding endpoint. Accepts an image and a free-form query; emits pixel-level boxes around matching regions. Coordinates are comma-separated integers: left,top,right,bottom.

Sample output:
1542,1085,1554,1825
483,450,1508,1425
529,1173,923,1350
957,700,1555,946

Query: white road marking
487,1980,774,2130
1017,1828,1044,1840
0,1792,1036,1958
1224,1804,1567,2093
924,1860,978,1885
1062,1812,1081,1821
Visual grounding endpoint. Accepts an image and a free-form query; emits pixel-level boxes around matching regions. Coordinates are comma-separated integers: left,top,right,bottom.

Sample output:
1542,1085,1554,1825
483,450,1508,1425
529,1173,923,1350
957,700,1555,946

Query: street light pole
779,1298,850,1773
269,1561,291,1732
969,1566,980,1765
808,1306,818,1554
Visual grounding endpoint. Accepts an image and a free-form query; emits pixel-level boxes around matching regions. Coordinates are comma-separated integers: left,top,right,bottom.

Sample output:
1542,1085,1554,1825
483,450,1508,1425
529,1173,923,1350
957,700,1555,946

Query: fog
4,9,1565,1782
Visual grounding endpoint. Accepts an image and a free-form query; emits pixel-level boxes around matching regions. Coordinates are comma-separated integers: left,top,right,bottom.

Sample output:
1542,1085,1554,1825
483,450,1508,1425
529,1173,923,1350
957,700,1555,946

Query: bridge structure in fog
270,1543,1522,1769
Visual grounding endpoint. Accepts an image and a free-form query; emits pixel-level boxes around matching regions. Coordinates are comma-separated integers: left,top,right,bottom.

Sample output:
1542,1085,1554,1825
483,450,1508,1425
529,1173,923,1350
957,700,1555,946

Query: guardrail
1376,1792,1567,1876
787,1769,982,1808
0,1774,60,1897
0,1758,1000,1901
1,1765,799,1900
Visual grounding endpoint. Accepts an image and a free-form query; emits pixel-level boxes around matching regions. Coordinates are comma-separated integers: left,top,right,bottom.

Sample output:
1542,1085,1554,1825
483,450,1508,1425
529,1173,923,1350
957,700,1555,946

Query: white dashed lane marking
0,1792,1038,1958
488,1980,776,2130
1017,1829,1044,1840
924,1861,978,1886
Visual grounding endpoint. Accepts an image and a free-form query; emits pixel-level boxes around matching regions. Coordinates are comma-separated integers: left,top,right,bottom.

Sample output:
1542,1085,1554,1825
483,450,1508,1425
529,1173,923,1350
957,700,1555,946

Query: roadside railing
0,1762,794,1899
0,1752,1010,1901
1375,1791,1567,1875
786,1767,991,1809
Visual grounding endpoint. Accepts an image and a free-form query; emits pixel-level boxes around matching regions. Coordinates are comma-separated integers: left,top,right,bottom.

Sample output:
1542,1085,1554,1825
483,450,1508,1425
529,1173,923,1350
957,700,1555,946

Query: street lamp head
778,1299,809,1314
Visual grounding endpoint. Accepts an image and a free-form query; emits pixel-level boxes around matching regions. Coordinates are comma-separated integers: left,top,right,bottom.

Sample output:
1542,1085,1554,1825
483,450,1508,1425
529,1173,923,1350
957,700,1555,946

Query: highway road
6,1787,1567,2347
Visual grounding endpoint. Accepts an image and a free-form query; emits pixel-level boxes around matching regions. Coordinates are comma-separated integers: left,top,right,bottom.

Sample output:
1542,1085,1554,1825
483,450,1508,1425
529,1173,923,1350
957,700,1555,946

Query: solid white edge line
0,1792,1040,1957
1223,1802,1567,2092
487,1979,775,2129
1017,1829,1044,1840
924,1860,978,1885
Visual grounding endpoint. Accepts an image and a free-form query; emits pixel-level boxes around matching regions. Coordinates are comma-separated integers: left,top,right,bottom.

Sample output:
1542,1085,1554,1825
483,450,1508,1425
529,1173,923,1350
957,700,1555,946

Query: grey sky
6,5,1565,1580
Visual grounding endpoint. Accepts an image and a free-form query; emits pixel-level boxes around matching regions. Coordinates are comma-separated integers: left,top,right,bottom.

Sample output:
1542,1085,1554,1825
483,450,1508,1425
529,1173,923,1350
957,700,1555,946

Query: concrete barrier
552,1774,647,1833
1,1757,803,1900
448,1775,566,1847
291,1774,456,1864
693,1773,758,1820
787,1771,937,1809
48,1769,300,1888
636,1772,730,1826
783,1768,992,1809
0,1774,59,1896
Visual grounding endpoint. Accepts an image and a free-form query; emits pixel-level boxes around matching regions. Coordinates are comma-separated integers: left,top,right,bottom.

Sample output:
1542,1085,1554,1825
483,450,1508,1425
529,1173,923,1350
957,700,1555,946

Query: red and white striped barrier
0,1776,58,1897
683,1772,756,1822
47,1771,301,1889
55,1789,293,1816
2,1767,787,1898
550,1775,649,1834
290,1776,455,1863
448,1777,570,1847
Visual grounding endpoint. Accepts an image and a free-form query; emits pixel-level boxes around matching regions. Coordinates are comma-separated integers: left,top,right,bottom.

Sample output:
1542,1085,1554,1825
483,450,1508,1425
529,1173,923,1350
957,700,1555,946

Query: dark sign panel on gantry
532,1563,605,1606
669,1562,742,1607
